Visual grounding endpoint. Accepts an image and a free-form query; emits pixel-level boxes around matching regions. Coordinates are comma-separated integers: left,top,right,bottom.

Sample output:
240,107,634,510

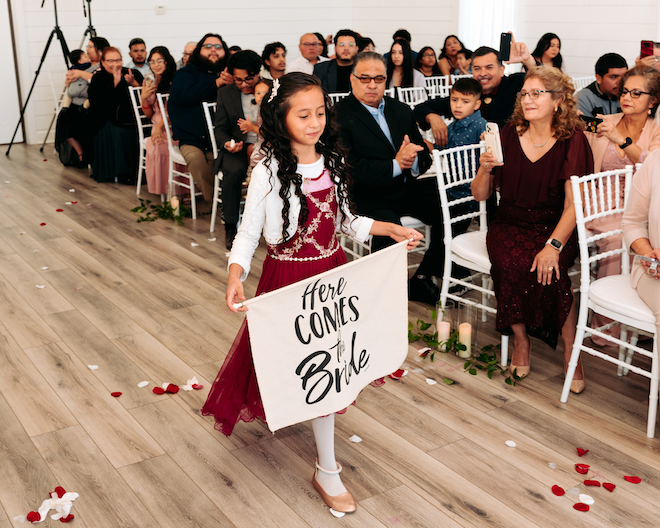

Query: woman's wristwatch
619,137,632,149
546,238,563,252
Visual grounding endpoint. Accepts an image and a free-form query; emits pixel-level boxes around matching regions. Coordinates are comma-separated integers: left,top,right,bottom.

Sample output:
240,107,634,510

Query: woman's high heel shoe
569,361,586,394
312,460,357,513
510,342,531,378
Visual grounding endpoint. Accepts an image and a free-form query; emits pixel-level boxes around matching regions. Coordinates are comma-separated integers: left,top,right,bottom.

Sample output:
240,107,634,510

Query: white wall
513,0,660,77
7,0,660,145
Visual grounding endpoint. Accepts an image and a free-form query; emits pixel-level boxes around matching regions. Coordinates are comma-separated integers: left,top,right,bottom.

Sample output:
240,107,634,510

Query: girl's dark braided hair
259,72,355,243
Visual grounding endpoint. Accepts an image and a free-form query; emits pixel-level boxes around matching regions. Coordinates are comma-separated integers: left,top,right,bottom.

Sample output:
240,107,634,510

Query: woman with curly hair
201,72,421,514
472,66,594,392
140,46,178,197
531,33,563,70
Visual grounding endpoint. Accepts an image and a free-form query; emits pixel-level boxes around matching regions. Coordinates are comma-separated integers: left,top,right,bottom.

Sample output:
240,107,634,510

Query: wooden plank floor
0,143,658,527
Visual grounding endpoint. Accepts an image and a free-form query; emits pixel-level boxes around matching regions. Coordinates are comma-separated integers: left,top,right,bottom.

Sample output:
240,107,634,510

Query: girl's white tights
311,414,348,496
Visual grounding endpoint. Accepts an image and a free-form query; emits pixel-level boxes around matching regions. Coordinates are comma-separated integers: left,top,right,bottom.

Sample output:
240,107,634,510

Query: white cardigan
228,157,374,281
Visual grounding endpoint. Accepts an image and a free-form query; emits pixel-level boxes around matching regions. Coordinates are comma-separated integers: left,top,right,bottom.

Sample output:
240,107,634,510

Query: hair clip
268,78,280,103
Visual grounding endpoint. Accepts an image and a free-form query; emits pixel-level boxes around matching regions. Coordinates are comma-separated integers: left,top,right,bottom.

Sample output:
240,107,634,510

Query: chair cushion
401,216,425,229
452,231,491,270
590,275,655,326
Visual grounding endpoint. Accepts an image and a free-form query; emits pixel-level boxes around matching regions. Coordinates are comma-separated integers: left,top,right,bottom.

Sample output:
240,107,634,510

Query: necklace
529,127,552,148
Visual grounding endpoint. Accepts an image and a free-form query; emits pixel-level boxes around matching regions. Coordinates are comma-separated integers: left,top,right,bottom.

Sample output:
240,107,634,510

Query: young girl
201,73,421,514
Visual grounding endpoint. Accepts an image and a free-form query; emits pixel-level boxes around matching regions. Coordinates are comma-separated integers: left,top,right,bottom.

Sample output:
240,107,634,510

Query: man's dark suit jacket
211,83,247,174
336,93,432,214
413,72,526,128
313,60,338,93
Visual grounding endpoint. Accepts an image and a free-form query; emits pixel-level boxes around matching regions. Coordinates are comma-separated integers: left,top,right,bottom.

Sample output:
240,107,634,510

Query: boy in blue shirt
440,77,487,293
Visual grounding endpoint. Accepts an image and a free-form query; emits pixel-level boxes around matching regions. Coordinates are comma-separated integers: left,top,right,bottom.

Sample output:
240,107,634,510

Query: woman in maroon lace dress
472,66,593,393
201,73,421,514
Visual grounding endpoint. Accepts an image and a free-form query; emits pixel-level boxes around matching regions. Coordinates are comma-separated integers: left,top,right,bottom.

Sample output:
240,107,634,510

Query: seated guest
336,51,444,305
212,50,262,249
55,48,95,167
584,66,660,345
65,36,109,87
125,38,151,77
313,29,359,93
261,42,286,80
387,38,425,90
531,33,563,69
438,35,466,76
242,78,272,168
456,48,473,75
414,44,536,147
228,45,242,56
168,33,233,203
622,150,660,347
316,32,331,58
415,46,442,77
358,37,375,53
576,53,628,117
288,33,327,75
140,46,179,197
88,46,144,184
176,41,196,70
472,66,593,392
384,29,417,60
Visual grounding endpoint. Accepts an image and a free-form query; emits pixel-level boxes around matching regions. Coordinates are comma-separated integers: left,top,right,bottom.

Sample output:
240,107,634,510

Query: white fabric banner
245,240,409,432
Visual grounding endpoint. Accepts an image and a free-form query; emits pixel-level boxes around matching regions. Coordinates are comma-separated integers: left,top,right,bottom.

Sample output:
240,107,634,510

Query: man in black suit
413,44,536,146
313,29,359,93
336,52,443,305
213,50,262,248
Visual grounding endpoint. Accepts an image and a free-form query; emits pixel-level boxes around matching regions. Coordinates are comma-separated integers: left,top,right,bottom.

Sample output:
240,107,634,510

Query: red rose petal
152,387,166,394
577,448,589,457
388,368,406,380
584,480,600,486
43,159,47,162
575,463,590,474
573,503,590,512
624,475,641,483
551,485,565,496
111,391,122,397
191,383,203,390
56,208,64,212
40,222,47,226
60,514,74,523
54,486,66,498
165,383,179,394
603,482,616,492
71,201,78,204
27,511,40,522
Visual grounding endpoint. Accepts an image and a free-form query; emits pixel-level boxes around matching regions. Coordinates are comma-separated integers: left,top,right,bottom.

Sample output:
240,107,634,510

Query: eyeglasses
202,44,223,50
85,44,95,49
421,53,436,58
352,74,387,84
621,88,651,99
337,42,356,48
183,52,193,57
148,59,165,65
301,42,321,48
234,76,255,85
517,89,555,100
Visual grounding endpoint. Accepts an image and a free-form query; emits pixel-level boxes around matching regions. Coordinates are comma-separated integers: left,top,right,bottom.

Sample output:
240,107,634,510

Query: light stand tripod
38,0,97,152
6,0,70,156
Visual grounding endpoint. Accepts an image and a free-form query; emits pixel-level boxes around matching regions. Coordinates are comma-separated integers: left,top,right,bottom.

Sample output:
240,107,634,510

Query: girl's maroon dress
487,124,593,348
202,170,351,436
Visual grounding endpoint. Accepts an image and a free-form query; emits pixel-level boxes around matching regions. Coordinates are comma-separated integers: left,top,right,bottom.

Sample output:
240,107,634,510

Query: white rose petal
505,440,517,448
329,509,345,518
69,189,75,192
208,237,216,242
418,347,431,356
137,381,149,388
548,462,557,469
579,494,595,505
191,242,199,247
41,266,49,270
35,284,46,289
349,435,362,443
88,365,99,370
566,487,580,496
426,378,438,385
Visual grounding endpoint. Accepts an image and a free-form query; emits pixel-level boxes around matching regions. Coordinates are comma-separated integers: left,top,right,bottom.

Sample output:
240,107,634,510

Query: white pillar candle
458,322,472,358
437,321,451,351
171,196,180,217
